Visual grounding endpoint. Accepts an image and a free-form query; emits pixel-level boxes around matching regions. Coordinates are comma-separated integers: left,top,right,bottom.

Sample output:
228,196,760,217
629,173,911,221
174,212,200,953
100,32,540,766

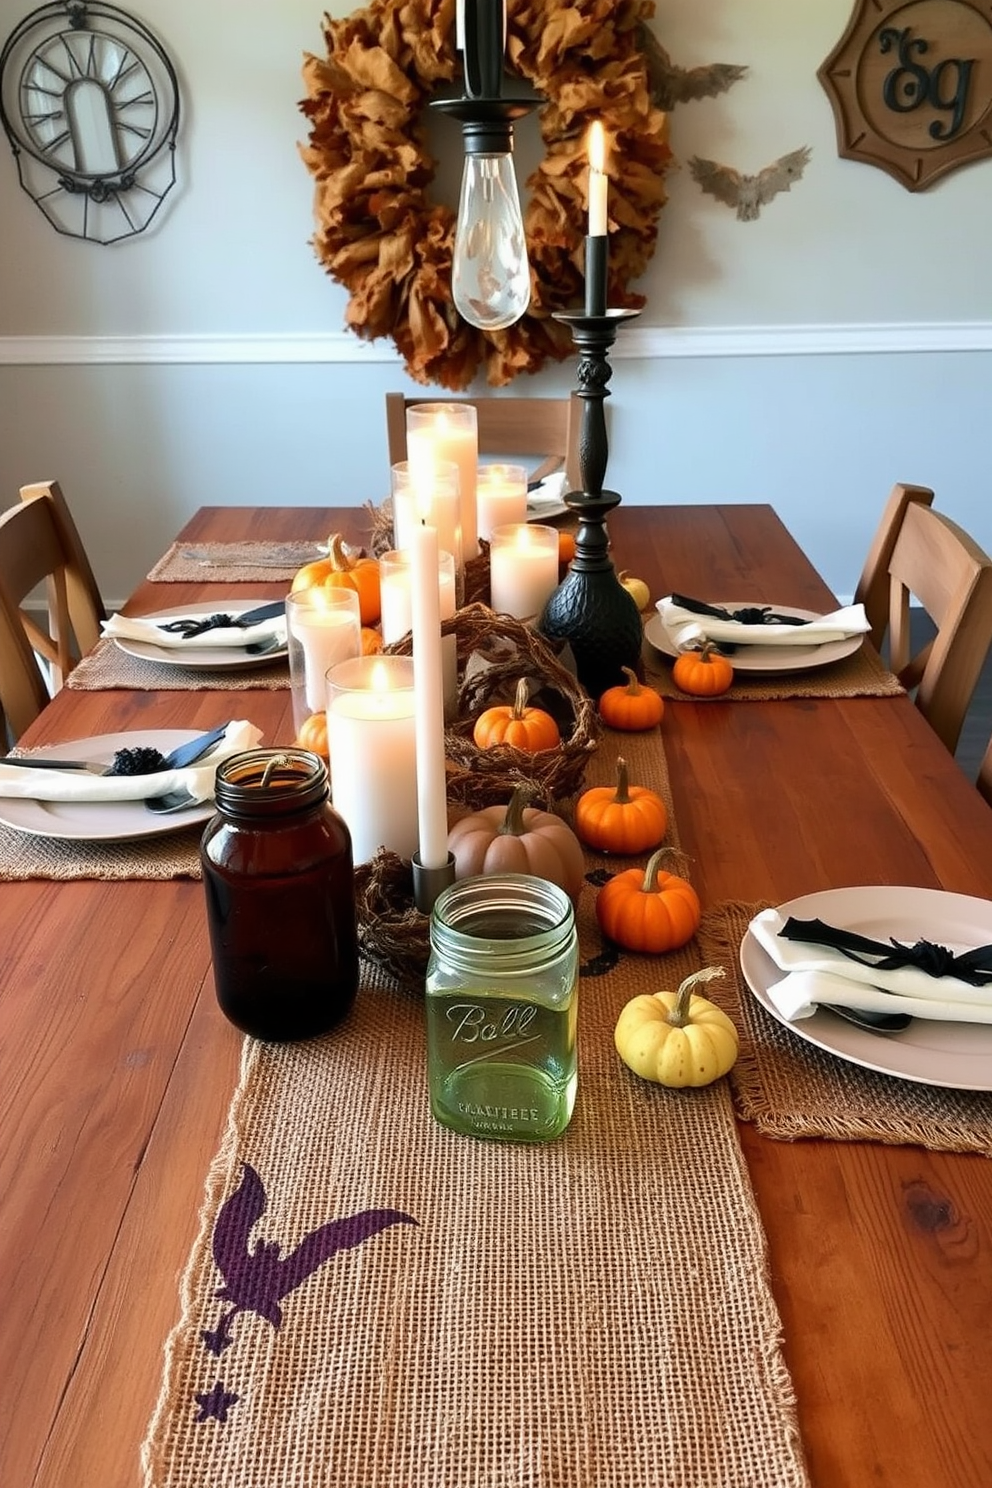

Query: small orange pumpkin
598,667,665,732
595,847,701,952
574,756,667,854
360,626,383,655
473,677,561,752
295,712,329,759
671,642,734,697
292,534,381,626
558,530,576,567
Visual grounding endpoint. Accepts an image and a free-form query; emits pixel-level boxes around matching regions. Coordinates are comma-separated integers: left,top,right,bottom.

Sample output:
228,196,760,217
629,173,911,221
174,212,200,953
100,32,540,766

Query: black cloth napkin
669,594,812,626
779,916,992,987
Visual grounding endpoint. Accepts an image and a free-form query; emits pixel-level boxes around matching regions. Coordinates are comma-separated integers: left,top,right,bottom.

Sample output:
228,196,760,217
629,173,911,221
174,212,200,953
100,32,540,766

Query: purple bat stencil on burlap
200,1162,416,1356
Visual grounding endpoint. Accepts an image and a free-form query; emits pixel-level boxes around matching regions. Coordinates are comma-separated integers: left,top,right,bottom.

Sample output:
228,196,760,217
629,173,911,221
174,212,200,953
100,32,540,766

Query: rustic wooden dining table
4,502,992,1488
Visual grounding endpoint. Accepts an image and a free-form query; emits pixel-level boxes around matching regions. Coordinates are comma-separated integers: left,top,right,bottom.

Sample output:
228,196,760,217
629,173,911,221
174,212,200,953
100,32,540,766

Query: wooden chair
20,478,106,642
979,738,992,807
854,482,935,652
0,488,104,741
385,392,583,490
877,501,992,753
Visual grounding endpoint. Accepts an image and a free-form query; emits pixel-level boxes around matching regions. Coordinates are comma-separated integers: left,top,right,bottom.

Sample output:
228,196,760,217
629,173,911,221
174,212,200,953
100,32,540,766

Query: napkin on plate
657,598,871,650
527,471,569,507
749,906,992,1024
102,612,287,651
0,721,263,804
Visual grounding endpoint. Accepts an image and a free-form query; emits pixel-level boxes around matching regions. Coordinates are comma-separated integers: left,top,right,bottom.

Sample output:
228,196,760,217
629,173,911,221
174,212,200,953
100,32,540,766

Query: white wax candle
588,121,608,237
393,483,462,573
380,549,458,717
410,520,450,871
476,462,528,542
407,405,479,559
489,523,560,621
327,657,418,864
291,604,361,714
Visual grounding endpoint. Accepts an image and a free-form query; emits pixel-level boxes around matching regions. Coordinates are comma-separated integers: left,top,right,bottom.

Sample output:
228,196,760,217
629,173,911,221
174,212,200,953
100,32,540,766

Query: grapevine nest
385,601,600,809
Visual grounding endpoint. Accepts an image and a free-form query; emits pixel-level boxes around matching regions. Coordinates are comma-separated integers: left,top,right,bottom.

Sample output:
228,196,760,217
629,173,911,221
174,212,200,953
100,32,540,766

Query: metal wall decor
819,0,992,190
0,0,180,243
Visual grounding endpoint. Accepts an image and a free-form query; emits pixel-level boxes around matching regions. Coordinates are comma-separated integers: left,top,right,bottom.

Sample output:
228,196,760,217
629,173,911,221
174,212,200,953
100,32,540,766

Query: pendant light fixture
433,0,534,331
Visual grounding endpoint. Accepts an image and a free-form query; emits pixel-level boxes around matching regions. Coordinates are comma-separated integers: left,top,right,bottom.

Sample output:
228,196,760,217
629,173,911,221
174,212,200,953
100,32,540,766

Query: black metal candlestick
536,299,643,700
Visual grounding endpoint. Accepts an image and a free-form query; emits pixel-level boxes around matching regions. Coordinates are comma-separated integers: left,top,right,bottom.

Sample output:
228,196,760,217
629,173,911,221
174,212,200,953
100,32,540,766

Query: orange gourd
671,642,734,696
292,534,381,626
473,678,561,752
295,712,329,759
360,626,383,655
595,847,701,952
598,668,665,732
574,756,667,854
558,531,576,566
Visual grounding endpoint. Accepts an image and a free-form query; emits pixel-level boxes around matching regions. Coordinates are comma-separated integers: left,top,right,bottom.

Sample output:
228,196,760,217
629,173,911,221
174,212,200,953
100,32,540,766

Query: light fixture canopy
432,0,534,331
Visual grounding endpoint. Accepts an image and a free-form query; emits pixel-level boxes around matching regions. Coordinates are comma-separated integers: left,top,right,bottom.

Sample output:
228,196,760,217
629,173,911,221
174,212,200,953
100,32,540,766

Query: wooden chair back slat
854,482,935,652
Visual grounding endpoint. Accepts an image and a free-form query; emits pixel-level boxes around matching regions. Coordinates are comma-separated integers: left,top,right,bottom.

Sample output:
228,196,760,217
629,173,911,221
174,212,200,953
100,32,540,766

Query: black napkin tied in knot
778,916,992,987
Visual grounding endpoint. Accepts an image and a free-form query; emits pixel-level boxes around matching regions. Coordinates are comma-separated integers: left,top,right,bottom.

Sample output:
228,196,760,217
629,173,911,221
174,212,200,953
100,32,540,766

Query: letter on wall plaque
819,0,992,189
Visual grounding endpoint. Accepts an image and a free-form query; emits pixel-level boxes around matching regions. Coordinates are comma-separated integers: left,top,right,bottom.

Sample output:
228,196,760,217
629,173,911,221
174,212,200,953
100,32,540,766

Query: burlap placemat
141,951,808,1488
148,541,327,583
0,819,203,880
697,899,992,1157
66,640,290,692
644,635,905,702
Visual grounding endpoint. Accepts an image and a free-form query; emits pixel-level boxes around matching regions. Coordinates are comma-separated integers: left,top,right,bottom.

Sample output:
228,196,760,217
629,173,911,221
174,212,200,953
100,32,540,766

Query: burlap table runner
147,541,328,583
0,820,204,880
643,634,905,701
698,899,992,1157
66,639,290,692
141,727,810,1488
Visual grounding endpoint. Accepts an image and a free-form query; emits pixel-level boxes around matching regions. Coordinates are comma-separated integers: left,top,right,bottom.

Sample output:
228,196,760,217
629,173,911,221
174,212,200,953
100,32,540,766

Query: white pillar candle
326,655,418,864
391,460,462,577
410,519,450,871
476,462,528,542
286,588,361,730
406,403,479,560
379,548,459,718
489,523,560,621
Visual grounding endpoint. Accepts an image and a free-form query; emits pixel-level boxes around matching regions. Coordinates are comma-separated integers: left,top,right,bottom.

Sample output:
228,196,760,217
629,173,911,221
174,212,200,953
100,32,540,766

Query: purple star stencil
194,1381,240,1423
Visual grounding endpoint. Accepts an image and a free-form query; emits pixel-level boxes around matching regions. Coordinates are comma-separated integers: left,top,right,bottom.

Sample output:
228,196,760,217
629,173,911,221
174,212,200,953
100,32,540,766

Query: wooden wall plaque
819,0,992,189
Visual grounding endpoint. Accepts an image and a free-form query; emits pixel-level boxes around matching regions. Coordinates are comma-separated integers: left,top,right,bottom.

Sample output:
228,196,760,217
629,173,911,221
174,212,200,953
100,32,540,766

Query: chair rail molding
1,323,992,366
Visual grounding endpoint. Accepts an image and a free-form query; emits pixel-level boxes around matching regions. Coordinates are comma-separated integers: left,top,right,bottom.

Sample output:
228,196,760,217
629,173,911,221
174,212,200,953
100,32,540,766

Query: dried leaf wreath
299,0,672,390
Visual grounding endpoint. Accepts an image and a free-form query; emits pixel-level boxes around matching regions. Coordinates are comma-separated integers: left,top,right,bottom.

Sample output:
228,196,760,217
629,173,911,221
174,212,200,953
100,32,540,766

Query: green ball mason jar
426,873,579,1142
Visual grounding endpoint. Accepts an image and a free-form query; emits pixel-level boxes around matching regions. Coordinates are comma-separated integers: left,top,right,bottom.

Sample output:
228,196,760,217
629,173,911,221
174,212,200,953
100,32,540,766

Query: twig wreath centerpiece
299,0,672,389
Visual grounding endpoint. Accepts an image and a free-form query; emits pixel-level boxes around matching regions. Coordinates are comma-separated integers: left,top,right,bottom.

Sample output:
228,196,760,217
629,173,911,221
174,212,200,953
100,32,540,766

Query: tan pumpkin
447,785,586,904
598,668,664,732
574,756,667,854
614,968,738,1088
595,847,700,952
472,677,561,752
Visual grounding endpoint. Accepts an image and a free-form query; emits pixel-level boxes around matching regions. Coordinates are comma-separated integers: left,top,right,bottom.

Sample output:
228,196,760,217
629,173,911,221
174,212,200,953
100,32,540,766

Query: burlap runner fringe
698,899,992,1158
147,541,327,583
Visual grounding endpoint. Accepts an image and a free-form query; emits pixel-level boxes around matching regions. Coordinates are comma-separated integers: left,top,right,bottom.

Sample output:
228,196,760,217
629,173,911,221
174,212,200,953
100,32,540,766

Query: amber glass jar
200,748,358,1041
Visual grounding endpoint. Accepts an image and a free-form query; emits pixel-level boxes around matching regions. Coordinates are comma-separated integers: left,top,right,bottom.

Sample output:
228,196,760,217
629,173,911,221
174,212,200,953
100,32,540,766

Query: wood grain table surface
3,503,992,1488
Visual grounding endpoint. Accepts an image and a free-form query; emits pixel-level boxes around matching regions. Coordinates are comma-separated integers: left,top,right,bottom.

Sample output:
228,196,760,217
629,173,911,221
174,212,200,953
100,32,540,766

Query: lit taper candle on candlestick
585,120,608,317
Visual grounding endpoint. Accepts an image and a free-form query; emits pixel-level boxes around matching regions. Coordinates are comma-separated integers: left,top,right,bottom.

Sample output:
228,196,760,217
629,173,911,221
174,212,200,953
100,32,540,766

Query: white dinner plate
644,603,864,675
526,498,570,521
0,731,216,842
111,601,288,671
739,885,992,1090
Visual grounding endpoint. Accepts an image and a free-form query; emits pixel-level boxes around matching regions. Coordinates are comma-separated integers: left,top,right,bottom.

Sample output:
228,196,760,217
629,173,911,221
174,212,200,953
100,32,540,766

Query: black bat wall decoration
689,147,812,221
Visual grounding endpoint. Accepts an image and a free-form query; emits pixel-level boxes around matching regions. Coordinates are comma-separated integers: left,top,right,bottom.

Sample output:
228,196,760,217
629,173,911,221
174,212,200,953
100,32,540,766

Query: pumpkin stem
640,846,676,893
499,783,534,838
613,755,632,803
511,676,531,720
667,967,726,1028
328,532,354,572
620,666,642,695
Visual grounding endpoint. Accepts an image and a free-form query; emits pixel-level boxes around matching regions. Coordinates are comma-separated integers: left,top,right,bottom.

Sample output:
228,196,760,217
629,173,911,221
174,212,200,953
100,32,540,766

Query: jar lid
214,748,329,817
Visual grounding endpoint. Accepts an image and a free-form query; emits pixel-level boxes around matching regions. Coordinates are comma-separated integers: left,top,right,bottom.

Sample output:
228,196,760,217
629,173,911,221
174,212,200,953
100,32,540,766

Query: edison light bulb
452,151,530,331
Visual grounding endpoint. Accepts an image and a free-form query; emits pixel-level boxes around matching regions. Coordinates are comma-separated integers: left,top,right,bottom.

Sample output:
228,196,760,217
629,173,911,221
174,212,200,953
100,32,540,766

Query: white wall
1,0,991,605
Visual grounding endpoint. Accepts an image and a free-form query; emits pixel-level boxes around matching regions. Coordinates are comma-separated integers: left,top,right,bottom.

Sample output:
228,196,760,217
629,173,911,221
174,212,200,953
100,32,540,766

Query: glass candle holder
286,588,361,738
391,459,463,579
406,403,479,560
476,462,528,542
380,547,459,720
489,522,560,621
326,654,419,864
